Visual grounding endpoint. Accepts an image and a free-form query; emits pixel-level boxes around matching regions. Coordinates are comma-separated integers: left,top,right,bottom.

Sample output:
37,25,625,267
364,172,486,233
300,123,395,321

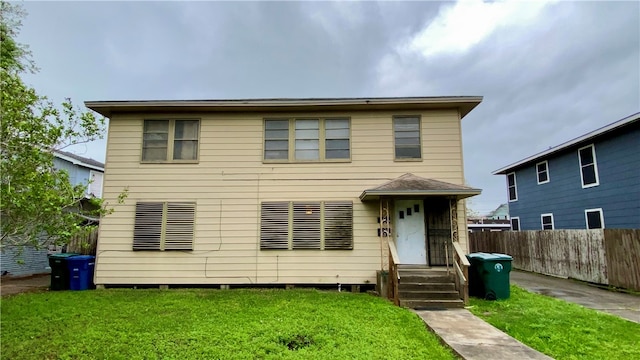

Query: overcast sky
17,0,639,215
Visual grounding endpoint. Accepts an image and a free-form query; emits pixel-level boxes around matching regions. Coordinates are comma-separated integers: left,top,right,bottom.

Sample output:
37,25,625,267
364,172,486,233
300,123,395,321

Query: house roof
488,203,509,217
85,96,483,119
54,150,104,172
359,173,481,201
493,112,640,175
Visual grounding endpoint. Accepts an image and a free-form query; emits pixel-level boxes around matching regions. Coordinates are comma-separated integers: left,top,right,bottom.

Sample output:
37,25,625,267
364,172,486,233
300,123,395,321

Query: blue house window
536,161,549,184
541,213,554,230
507,173,517,201
585,209,604,229
578,145,599,188
510,217,520,231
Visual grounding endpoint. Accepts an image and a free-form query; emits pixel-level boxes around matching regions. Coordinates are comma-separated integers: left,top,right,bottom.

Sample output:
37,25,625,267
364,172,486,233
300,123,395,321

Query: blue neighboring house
0,151,104,277
493,112,640,231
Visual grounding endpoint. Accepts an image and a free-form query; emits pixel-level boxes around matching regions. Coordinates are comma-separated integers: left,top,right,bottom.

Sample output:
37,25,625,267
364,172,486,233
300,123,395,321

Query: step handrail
452,241,470,305
387,241,400,305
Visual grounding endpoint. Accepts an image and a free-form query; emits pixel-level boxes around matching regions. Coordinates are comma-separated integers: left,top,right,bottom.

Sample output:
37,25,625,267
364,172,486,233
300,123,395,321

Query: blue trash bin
66,255,96,290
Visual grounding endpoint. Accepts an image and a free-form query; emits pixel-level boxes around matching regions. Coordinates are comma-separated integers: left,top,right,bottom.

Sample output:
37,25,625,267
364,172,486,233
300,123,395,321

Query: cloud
406,0,554,59
374,0,639,212
15,1,639,214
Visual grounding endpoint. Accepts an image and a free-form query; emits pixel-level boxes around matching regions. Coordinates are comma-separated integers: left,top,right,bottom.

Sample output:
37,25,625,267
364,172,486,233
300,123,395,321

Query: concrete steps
397,267,464,309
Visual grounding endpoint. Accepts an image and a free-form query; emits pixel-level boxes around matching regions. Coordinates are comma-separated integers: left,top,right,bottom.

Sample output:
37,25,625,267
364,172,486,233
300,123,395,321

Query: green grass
469,286,640,360
1,289,455,360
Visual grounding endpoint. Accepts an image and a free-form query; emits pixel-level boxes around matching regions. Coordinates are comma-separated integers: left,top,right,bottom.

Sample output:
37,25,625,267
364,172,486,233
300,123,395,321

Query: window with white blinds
260,201,353,250
133,202,195,251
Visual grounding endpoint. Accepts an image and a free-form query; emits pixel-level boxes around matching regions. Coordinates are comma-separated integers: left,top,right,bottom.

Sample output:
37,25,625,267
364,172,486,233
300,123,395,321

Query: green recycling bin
466,252,512,300
48,253,79,290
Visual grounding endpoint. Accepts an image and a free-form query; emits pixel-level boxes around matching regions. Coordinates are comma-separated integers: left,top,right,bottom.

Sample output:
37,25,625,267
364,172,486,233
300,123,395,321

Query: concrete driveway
511,270,640,323
0,274,50,296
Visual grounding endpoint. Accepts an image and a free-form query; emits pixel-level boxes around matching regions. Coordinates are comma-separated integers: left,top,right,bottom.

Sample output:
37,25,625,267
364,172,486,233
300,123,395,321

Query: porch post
450,198,459,243
380,198,390,270
379,199,384,271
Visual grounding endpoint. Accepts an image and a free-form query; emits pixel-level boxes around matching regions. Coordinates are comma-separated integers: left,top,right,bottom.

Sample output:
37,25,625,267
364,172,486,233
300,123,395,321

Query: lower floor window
260,201,353,250
133,202,196,251
585,208,604,229
510,217,520,231
541,213,554,230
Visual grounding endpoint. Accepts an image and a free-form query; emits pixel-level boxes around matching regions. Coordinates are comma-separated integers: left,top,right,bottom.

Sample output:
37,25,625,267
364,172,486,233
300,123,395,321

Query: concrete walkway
0,274,50,296
511,270,640,323
415,309,553,360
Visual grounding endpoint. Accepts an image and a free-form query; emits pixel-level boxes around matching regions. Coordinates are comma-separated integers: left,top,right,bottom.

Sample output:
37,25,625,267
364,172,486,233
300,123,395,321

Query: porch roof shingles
359,173,481,201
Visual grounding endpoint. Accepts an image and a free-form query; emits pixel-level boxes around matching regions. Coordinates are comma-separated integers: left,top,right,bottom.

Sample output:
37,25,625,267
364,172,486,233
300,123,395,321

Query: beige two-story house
87,97,482,307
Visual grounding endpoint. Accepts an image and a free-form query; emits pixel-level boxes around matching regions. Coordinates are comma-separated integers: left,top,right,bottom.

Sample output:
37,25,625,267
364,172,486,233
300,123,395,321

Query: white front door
394,199,427,264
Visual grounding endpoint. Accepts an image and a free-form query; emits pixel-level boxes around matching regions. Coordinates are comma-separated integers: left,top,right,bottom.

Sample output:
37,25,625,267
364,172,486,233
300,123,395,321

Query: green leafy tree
1,2,123,249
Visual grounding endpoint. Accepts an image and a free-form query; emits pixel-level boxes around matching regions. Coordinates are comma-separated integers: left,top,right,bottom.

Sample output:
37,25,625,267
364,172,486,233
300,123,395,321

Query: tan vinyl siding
96,109,470,285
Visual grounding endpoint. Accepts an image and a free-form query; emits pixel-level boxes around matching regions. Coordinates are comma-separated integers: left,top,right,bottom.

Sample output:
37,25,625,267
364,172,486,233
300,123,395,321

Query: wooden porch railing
452,242,470,305
387,241,400,306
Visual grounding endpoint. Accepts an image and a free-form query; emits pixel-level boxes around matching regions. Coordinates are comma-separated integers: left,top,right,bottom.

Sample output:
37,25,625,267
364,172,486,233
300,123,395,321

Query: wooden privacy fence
67,227,99,255
469,229,640,291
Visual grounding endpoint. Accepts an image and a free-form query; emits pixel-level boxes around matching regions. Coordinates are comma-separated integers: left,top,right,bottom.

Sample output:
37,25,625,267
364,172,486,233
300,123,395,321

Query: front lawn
1,288,455,359
469,285,640,360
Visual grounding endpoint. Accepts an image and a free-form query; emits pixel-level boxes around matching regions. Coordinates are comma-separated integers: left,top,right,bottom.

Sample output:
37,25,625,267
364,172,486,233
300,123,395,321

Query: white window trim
584,208,605,229
87,170,103,198
578,144,600,188
507,172,518,202
510,217,520,231
536,160,550,184
541,213,554,230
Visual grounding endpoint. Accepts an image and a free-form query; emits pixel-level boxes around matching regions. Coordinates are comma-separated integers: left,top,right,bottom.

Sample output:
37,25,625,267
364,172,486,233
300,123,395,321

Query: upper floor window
510,217,520,231
507,172,518,201
394,116,421,160
585,208,604,229
142,120,199,162
264,118,350,162
578,144,599,188
536,160,549,184
541,213,554,230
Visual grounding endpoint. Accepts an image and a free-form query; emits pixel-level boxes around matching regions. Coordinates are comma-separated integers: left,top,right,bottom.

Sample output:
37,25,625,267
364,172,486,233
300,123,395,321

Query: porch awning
359,173,481,202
